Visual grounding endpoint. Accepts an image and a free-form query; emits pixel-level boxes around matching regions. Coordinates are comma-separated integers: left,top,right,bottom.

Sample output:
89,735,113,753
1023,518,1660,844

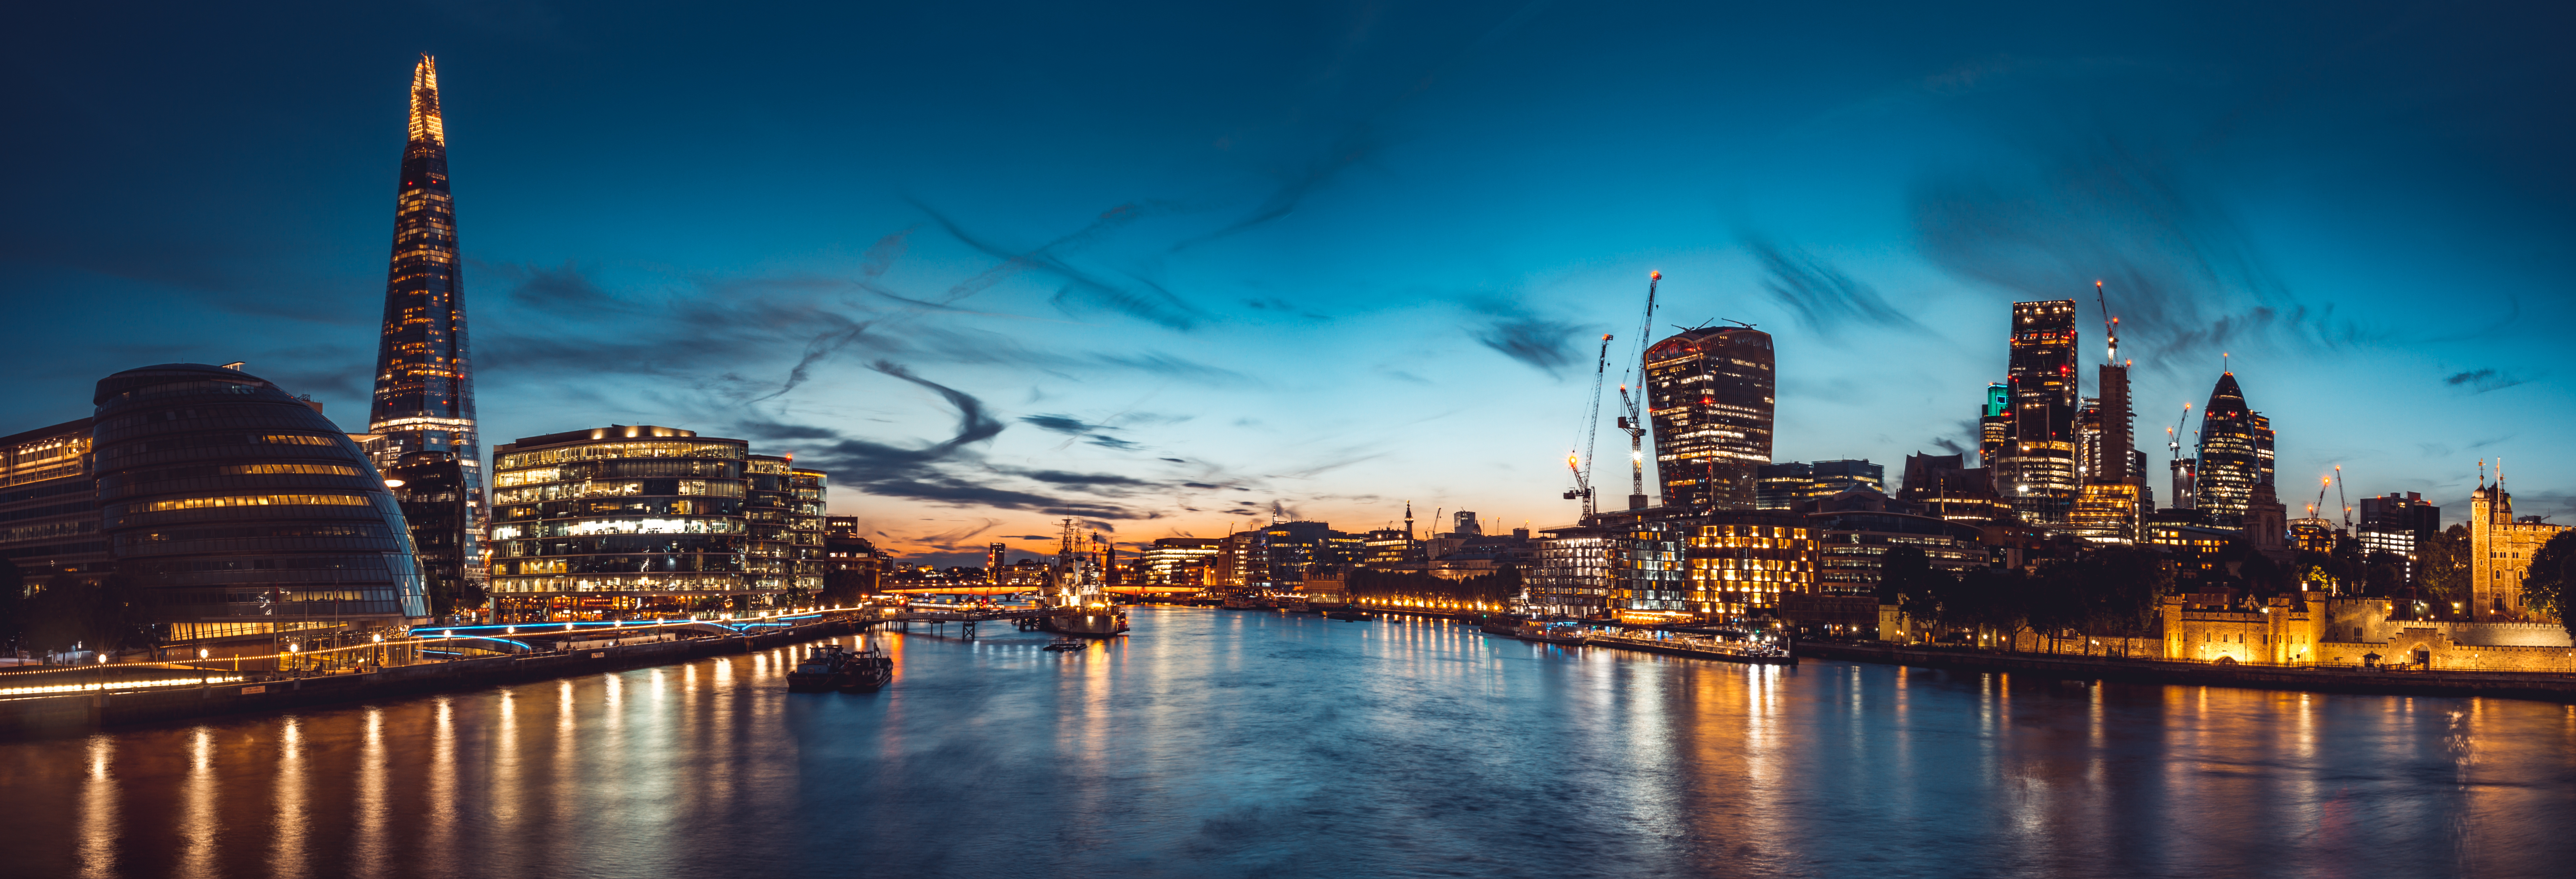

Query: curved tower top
371,55,484,575
2194,371,2258,525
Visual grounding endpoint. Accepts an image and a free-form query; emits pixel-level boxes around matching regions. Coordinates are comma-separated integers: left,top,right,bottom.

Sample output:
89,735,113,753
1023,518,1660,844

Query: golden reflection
181,727,217,876
557,679,580,829
428,697,456,856
77,735,116,879
272,718,307,879
354,709,388,878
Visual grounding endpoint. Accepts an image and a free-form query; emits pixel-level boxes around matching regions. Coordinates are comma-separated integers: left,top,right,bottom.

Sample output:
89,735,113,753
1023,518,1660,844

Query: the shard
369,55,484,591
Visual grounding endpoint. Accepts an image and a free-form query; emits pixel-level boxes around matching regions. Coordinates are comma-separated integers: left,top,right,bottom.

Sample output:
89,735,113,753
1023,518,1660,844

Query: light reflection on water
4,607,2575,878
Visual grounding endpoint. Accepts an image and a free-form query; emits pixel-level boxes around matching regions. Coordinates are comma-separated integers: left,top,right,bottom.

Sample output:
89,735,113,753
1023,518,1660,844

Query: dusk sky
5,1,2570,565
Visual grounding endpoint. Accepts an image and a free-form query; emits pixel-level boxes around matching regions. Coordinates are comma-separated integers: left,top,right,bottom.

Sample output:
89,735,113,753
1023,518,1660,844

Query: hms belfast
1041,521,1129,636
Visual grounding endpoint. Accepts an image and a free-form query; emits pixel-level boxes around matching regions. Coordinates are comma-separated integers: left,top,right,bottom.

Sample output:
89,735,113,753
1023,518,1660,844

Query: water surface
6,607,2574,878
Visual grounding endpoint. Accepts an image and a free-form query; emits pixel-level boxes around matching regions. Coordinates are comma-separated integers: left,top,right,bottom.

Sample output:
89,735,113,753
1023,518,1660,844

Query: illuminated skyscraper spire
371,55,483,588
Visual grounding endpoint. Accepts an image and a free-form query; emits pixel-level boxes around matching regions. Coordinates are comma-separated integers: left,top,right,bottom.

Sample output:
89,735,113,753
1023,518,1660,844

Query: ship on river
1038,519,1129,637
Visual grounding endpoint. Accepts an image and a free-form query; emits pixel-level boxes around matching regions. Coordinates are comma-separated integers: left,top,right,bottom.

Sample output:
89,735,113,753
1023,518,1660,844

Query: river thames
6,607,2574,878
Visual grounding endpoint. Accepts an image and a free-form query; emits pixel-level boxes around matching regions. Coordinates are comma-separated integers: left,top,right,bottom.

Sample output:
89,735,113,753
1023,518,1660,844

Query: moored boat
787,645,849,692
840,645,895,690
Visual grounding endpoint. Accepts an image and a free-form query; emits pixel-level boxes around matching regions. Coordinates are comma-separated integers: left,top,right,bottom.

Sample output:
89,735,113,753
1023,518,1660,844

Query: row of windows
114,537,408,558
503,554,747,574
107,499,397,530
0,540,108,559
117,492,374,514
100,473,382,503
494,498,744,521
1,519,94,544
125,553,401,574
98,433,339,459
0,500,93,524
496,534,749,556
108,461,361,486
97,380,262,407
94,443,354,473
491,478,744,505
490,517,748,540
491,458,743,487
488,574,758,594
495,441,747,470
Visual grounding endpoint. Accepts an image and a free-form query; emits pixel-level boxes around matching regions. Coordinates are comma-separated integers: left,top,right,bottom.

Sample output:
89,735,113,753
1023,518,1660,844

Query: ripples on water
5,608,2575,878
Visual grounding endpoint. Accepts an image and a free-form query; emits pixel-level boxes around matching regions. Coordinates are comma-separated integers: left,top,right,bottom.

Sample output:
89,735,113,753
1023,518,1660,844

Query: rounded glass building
93,364,427,644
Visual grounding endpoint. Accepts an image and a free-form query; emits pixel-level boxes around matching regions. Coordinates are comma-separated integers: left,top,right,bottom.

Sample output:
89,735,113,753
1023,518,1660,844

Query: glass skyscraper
2193,371,2262,526
368,55,485,584
1643,326,1775,512
1997,300,2078,523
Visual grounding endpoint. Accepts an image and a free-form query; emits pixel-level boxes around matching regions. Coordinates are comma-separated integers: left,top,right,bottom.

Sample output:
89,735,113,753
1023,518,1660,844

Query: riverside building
93,364,426,644
486,426,780,620
367,55,487,593
0,419,109,588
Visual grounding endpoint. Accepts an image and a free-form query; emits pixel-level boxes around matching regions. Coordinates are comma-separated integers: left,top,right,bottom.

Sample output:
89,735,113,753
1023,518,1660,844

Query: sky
5,1,2572,566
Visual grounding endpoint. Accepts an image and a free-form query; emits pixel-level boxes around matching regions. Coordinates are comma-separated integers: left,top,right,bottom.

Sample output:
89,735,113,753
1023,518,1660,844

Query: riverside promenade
1798,641,2576,703
0,609,947,737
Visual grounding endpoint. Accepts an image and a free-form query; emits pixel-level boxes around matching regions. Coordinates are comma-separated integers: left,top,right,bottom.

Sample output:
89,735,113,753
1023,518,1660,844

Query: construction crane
2165,403,2193,460
2310,473,2332,519
1613,271,1661,510
1563,333,1614,517
2334,465,2352,533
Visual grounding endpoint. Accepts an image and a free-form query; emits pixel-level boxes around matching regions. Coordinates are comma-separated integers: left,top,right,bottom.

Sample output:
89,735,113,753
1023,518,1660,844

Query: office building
1757,459,1884,510
384,451,474,619
2192,372,2264,526
822,517,884,600
93,364,426,643
1808,509,1986,595
1994,300,2080,523
486,425,767,619
0,419,109,588
1976,383,2009,468
2355,492,2440,575
1140,537,1223,586
367,55,487,593
1644,326,1775,511
1897,452,2011,524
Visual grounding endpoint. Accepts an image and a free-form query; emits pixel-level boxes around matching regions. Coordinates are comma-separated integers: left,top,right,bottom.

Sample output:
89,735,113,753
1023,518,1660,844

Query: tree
2520,531,2576,638
2417,524,2471,615
2362,551,2410,599
18,574,156,655
0,558,22,653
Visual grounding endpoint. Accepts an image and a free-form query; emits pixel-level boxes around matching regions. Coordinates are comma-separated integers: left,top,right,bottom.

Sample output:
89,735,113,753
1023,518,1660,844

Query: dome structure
92,364,426,643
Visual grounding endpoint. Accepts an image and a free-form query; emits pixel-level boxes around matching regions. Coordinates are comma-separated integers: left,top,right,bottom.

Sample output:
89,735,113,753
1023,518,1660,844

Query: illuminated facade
1995,300,2079,523
2468,475,2569,621
368,55,486,588
1528,526,1616,617
741,456,827,593
2192,372,2263,526
486,426,771,618
1976,383,2008,468
1141,537,1223,586
93,364,426,642
1644,326,1775,512
1684,515,1818,622
0,419,109,587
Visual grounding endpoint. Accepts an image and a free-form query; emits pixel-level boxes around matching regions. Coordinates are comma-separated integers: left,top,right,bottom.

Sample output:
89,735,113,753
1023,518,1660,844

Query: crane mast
1563,333,1613,518
2334,465,2352,533
1614,271,1661,510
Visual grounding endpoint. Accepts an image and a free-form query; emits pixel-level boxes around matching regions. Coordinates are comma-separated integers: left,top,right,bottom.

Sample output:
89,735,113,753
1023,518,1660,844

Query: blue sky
5,1,2570,564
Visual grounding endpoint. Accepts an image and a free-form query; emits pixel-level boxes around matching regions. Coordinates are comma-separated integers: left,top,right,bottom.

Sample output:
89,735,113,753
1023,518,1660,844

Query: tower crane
2310,473,2331,519
1613,271,1661,510
2334,465,2352,533
1563,333,1613,518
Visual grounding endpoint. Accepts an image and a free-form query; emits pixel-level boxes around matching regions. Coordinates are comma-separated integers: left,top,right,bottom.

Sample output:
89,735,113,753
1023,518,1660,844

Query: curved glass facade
94,364,427,639
488,425,771,618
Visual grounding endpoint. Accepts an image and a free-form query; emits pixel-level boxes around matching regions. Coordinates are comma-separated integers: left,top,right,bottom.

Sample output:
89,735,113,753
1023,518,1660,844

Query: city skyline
4,2,2572,566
